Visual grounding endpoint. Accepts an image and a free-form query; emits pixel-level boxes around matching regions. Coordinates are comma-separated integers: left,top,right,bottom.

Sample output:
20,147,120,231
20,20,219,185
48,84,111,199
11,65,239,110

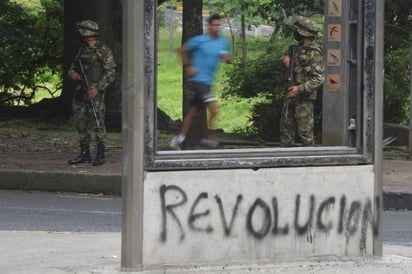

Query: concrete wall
142,165,379,266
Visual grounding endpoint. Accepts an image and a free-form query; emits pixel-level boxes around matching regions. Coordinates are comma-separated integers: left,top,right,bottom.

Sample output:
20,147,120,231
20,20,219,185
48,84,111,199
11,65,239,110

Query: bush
221,50,285,140
222,42,323,142
0,0,63,106
384,48,410,125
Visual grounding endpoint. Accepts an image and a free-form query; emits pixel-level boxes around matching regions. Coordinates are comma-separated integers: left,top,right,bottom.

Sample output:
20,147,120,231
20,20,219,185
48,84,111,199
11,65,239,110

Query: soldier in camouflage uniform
67,20,116,166
280,15,324,146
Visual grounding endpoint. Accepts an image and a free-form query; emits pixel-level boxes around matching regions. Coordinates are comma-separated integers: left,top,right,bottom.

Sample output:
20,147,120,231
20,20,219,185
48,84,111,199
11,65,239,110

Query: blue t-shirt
185,34,230,86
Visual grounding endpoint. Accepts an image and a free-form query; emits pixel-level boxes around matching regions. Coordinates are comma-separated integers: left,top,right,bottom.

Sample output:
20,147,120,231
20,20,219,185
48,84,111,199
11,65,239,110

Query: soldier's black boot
68,144,92,164
92,143,105,166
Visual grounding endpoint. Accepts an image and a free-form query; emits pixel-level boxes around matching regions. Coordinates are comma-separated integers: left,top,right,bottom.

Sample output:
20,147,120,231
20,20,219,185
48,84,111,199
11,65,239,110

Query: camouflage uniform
280,16,324,146
68,41,116,145
67,20,116,165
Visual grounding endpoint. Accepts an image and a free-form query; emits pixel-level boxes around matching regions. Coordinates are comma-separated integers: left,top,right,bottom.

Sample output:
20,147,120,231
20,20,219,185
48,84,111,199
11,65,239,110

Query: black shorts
188,81,217,109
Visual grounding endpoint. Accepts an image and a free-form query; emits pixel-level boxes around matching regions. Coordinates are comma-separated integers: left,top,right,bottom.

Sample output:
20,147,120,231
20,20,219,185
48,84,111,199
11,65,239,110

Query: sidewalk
1,231,412,273
383,160,412,209
0,151,411,209
1,153,412,273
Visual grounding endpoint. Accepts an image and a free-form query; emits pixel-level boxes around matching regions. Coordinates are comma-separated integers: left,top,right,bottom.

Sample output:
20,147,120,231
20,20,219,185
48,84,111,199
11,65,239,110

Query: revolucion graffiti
159,185,380,251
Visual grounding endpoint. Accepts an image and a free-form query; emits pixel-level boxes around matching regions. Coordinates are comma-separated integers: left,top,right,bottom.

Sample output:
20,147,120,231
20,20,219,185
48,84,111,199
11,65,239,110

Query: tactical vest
79,42,106,88
293,44,324,100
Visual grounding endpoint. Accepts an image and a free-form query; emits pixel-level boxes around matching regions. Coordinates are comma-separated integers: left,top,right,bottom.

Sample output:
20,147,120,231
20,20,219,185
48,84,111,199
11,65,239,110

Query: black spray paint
159,184,380,249
160,184,187,242
215,194,243,236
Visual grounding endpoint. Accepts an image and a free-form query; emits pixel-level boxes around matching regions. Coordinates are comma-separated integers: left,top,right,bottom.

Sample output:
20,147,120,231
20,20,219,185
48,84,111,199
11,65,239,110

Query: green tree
205,0,274,61
0,0,63,106
384,0,412,124
204,0,323,61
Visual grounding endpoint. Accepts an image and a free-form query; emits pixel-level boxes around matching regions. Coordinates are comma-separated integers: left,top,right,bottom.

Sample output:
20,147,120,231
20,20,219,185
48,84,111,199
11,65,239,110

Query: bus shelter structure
120,0,384,271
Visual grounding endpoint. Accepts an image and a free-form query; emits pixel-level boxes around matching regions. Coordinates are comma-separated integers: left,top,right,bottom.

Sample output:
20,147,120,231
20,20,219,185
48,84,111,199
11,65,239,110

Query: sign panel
327,74,341,92
327,49,342,66
328,0,342,17
328,24,342,42
143,166,378,265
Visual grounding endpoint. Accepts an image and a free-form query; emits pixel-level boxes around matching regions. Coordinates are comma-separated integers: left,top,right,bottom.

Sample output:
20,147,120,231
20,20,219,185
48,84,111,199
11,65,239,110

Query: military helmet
77,20,99,36
293,15,318,37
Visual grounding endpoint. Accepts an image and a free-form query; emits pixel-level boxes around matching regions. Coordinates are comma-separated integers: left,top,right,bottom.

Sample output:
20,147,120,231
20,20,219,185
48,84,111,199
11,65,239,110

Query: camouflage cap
77,20,99,36
293,15,318,37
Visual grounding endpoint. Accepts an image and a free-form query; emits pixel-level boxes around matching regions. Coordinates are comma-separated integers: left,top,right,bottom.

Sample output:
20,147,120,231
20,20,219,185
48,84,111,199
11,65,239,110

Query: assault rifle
75,57,102,133
284,45,297,119
286,45,297,90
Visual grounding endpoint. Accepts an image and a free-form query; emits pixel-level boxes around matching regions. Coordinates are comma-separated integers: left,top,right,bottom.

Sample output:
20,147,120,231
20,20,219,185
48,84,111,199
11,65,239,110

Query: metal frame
143,1,378,171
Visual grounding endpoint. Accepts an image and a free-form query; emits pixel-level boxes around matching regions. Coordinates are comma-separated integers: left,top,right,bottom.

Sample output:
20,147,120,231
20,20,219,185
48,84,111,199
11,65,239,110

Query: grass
384,146,412,161
157,31,183,120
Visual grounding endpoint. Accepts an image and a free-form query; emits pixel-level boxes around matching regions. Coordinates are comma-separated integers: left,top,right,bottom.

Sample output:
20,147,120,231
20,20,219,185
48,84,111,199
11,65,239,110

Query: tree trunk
182,0,206,146
63,0,122,118
241,14,247,62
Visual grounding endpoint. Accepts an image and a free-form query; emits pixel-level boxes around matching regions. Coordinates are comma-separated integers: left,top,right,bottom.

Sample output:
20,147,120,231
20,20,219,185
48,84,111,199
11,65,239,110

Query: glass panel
146,0,374,170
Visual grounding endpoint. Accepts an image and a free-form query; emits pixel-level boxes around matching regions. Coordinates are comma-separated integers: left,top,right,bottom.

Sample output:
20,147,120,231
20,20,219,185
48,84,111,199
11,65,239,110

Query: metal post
121,0,145,271
409,39,412,155
373,0,384,256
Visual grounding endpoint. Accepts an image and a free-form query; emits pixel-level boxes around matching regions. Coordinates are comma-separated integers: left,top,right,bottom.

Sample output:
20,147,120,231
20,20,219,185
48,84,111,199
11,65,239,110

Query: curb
0,170,121,196
0,170,411,210
383,192,412,210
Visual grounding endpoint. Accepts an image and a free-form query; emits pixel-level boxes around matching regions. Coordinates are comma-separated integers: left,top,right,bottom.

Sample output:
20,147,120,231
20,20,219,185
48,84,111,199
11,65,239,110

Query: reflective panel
145,0,376,170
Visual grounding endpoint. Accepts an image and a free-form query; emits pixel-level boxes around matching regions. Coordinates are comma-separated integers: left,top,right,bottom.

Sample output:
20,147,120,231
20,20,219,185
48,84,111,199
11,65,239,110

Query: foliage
204,0,324,46
384,48,411,124
384,0,412,52
0,0,63,106
204,0,323,26
221,38,285,140
383,0,412,124
205,0,274,26
222,52,286,99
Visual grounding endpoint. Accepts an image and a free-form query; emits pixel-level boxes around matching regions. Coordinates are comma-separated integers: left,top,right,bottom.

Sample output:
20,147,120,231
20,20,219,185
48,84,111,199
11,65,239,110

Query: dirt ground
0,133,412,194
0,133,122,175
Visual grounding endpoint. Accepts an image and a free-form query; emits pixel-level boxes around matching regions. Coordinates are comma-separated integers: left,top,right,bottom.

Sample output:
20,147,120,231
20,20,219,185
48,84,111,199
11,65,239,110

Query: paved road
383,210,412,245
0,190,121,232
0,190,411,246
